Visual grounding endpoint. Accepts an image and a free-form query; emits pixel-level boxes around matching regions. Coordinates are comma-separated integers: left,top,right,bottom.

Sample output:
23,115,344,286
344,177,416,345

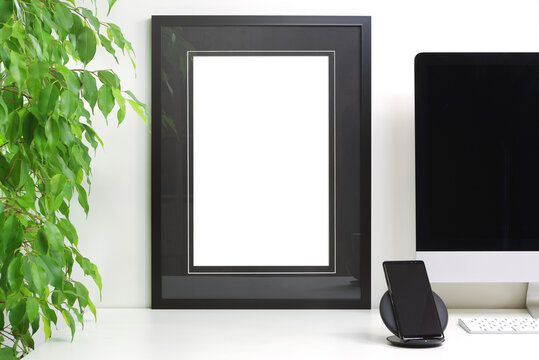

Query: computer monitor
414,53,539,316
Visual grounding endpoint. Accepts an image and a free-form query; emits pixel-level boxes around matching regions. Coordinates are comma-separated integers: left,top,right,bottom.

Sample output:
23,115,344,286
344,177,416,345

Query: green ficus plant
0,0,147,358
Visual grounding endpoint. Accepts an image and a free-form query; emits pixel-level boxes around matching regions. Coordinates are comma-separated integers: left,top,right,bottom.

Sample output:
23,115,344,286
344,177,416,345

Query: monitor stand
527,283,539,318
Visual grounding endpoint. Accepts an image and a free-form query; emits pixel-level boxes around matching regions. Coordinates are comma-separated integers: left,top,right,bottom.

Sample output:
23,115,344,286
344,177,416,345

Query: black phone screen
383,261,443,339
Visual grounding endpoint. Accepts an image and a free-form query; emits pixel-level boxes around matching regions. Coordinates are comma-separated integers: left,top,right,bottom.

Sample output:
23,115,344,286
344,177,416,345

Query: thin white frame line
187,50,337,275
189,50,336,53
189,272,339,275
187,53,193,274
333,51,337,274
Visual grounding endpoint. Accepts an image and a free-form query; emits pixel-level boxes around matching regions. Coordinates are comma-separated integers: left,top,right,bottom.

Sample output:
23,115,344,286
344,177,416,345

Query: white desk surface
25,308,534,359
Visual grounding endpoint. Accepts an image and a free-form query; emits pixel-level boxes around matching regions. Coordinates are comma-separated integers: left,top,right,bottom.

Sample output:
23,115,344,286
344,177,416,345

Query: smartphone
382,261,444,341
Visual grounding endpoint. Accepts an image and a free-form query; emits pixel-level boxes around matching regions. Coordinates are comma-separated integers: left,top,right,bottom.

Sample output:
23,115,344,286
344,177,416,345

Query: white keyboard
458,317,539,334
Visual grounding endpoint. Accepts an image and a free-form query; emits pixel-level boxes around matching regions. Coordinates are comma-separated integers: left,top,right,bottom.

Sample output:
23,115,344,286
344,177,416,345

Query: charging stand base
380,291,448,348
386,336,444,348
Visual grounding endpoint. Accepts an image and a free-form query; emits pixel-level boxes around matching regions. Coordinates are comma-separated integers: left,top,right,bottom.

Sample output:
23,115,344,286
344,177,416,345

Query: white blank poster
191,54,330,268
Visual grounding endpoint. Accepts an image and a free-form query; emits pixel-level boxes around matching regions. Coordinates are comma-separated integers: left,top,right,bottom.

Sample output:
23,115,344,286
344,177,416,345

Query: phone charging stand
379,291,448,348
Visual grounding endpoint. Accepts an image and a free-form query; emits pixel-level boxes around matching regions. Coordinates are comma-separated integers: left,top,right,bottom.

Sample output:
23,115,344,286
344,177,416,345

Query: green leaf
15,158,28,189
63,282,77,306
35,229,49,255
38,84,60,116
69,7,83,34
97,84,114,119
75,184,89,216
39,301,58,326
71,143,90,173
124,90,144,105
24,261,48,296
84,128,98,150
107,23,125,50
77,99,91,122
117,106,126,125
81,71,98,110
70,305,84,328
5,292,21,310
2,85,23,112
54,3,74,32
5,111,20,143
21,331,35,351
98,70,120,89
42,316,51,340
128,99,147,124
60,90,78,118
62,309,76,341
112,88,126,125
7,256,23,291
58,117,75,146
26,77,42,101
76,27,96,65
75,168,84,185
45,117,60,150
107,0,117,15
31,315,40,335
98,34,117,62
50,291,63,307
64,248,74,275
74,282,89,308
9,51,27,89
0,98,8,126
58,218,78,246
39,6,58,38
16,176,36,210
59,201,70,218
33,126,46,154
0,25,12,43
66,71,81,94
82,124,103,147
22,112,38,144
75,255,101,294
0,0,14,25
0,347,17,360
11,21,25,49
28,33,43,58
51,174,67,197
87,297,97,321
80,8,100,33
32,254,63,288
44,221,63,254
8,299,25,328
0,215,23,259
26,297,39,323
6,156,27,190
63,179,74,201
28,61,49,80
32,20,49,58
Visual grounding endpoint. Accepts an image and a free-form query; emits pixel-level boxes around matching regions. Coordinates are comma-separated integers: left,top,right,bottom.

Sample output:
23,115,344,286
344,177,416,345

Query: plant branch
4,159,19,181
30,169,51,182
4,202,44,225
1,86,32,101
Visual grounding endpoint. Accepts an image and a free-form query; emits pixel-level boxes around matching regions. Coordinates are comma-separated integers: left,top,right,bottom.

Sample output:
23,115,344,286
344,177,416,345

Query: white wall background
72,0,539,308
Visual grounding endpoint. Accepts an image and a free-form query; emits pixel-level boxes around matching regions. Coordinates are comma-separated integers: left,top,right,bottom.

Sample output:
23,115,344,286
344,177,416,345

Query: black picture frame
152,16,371,309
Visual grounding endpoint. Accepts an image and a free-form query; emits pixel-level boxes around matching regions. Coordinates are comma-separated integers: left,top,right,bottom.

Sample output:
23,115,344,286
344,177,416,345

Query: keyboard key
458,317,539,334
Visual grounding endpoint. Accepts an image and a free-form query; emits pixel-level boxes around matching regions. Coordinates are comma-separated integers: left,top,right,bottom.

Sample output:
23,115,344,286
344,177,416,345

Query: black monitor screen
415,53,539,251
